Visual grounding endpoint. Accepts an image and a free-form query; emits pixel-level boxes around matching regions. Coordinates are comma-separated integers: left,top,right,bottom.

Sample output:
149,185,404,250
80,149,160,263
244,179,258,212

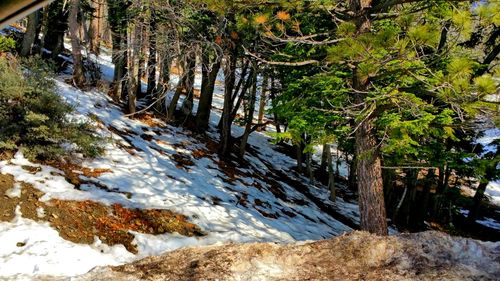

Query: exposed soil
0,173,204,253
73,231,500,281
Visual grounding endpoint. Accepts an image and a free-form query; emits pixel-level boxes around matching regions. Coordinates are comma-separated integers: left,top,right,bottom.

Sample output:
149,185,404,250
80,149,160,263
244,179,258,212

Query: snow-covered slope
0,76,355,279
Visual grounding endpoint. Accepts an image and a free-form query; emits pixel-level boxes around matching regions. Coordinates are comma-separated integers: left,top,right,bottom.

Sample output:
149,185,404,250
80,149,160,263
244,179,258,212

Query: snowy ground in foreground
0,74,354,279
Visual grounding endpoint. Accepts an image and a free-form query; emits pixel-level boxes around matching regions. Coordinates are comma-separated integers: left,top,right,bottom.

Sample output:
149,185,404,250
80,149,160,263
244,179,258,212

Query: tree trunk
136,20,146,100
257,70,269,132
127,20,141,114
269,75,281,133
326,144,336,202
348,153,357,192
229,67,254,125
146,13,157,97
43,1,69,60
394,169,416,226
350,0,388,236
154,25,171,115
355,117,388,235
239,64,258,158
196,46,221,130
468,182,488,223
20,11,40,57
320,143,329,172
220,32,238,156
181,50,196,116
89,0,102,55
107,0,128,101
69,0,86,88
306,151,314,183
167,75,186,121
296,143,303,173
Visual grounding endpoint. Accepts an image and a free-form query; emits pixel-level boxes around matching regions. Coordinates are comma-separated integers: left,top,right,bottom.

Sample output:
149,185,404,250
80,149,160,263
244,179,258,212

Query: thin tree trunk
229,67,254,124
239,64,258,158
269,75,281,133
220,33,238,156
44,1,69,60
167,75,186,121
181,51,196,116
320,143,328,172
69,0,86,87
326,144,336,201
306,151,313,183
146,12,157,97
89,0,102,55
136,19,147,100
468,182,488,223
127,20,141,114
348,153,357,191
257,69,269,132
196,46,221,130
20,11,40,57
155,25,171,115
107,0,128,101
296,143,303,173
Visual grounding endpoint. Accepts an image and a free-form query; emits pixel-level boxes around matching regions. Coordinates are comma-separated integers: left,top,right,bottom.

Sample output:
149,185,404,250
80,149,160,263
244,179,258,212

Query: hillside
66,231,500,281
0,74,359,279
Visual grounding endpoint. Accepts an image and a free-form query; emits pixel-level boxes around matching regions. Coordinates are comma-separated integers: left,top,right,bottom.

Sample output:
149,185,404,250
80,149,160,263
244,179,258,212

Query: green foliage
0,36,16,52
0,56,104,160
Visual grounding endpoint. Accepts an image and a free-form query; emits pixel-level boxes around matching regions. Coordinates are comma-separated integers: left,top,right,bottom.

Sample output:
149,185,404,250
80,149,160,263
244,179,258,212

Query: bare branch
243,46,319,66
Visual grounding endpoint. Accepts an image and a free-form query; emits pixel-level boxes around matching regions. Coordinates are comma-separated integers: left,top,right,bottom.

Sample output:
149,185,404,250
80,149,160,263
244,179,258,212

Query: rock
70,231,500,280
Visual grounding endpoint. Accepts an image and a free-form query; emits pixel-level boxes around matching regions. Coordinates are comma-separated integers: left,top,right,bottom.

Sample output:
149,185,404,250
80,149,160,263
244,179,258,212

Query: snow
0,73,353,279
0,207,134,279
475,128,500,207
485,181,500,206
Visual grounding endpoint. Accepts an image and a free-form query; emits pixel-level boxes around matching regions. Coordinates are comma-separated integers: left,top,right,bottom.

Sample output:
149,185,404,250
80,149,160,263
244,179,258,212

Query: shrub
0,55,104,160
0,36,16,52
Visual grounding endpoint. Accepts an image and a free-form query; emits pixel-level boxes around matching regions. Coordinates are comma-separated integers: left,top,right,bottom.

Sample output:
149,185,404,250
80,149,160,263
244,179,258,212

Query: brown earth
0,173,204,253
72,231,499,281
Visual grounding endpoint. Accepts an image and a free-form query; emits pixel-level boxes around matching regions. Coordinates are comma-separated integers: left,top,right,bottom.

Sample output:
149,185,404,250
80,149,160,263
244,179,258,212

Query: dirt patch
0,173,204,253
132,112,165,127
192,149,210,160
74,231,500,281
42,161,112,187
172,154,195,169
21,165,42,174
0,150,15,161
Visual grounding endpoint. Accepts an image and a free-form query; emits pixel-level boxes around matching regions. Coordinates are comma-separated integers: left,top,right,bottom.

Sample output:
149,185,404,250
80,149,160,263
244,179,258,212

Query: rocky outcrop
72,231,499,281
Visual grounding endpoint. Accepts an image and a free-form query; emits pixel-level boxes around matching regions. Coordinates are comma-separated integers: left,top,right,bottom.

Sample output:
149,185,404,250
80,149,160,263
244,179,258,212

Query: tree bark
355,116,388,235
220,27,238,156
239,63,258,158
320,143,329,172
20,11,40,57
269,75,281,133
196,46,221,130
127,19,141,114
43,1,69,60
146,12,157,97
89,0,102,55
69,0,86,88
468,182,488,223
154,25,171,115
326,144,336,202
351,0,388,236
107,0,128,101
257,69,269,131
296,143,303,173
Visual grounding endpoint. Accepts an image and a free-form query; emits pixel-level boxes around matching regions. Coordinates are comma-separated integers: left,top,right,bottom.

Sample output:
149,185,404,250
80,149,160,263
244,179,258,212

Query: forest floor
0,64,359,279
0,34,499,279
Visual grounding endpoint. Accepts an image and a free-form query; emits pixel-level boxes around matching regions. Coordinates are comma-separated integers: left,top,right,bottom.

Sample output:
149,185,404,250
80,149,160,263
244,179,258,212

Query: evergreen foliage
0,56,104,160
